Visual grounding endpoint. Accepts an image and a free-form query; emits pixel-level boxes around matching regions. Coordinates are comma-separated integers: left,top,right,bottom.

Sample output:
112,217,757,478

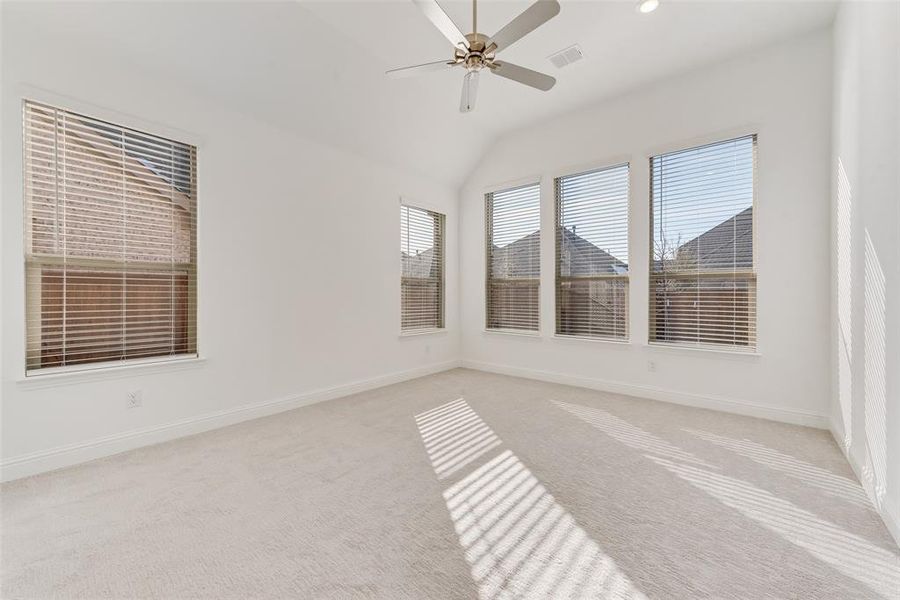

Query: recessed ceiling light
637,0,659,13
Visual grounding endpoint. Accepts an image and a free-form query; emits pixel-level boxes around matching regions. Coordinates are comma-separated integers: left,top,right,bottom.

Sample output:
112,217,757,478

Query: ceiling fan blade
412,0,469,49
487,0,560,54
460,70,479,113
491,61,556,91
386,60,459,78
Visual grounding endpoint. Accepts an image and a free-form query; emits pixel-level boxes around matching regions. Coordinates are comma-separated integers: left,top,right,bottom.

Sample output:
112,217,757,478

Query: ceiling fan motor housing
462,33,496,70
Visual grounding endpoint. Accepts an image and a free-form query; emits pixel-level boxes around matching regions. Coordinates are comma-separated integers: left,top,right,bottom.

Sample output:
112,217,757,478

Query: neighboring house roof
676,207,753,270
490,227,628,278
402,248,437,278
559,227,627,276
492,207,752,278
71,115,193,212
491,230,541,278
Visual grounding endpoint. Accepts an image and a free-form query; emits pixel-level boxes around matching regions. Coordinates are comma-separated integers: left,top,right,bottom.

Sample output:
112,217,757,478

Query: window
650,135,757,349
23,101,198,373
401,204,445,331
555,164,630,339
485,183,541,331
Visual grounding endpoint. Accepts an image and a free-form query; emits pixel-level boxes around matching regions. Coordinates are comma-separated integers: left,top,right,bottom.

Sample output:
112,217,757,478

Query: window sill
483,328,542,338
645,342,760,359
399,328,448,338
17,355,206,389
554,334,631,347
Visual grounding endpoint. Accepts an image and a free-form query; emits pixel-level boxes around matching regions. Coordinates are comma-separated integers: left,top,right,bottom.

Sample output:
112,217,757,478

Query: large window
401,204,445,331
650,135,757,349
555,164,629,339
485,183,541,331
23,101,198,373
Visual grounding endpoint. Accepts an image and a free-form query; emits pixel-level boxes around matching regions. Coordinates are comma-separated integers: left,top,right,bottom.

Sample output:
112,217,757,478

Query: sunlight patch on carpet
416,399,646,600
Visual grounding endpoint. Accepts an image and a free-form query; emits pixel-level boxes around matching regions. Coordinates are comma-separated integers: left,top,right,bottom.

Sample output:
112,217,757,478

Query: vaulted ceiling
4,1,837,186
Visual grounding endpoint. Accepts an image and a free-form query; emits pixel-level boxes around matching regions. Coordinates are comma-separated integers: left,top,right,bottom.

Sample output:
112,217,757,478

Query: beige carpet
2,368,898,599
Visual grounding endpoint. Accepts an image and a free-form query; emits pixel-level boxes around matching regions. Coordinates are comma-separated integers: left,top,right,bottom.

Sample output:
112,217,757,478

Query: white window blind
24,101,198,374
555,164,629,339
650,135,757,349
401,204,445,331
485,183,541,331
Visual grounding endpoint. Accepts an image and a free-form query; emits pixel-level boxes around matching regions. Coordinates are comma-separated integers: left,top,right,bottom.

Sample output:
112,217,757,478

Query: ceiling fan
387,0,561,113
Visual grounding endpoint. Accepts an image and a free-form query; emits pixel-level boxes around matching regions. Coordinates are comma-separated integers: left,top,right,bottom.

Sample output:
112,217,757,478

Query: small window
23,101,198,373
401,204,445,331
555,163,630,339
650,135,757,350
485,183,541,331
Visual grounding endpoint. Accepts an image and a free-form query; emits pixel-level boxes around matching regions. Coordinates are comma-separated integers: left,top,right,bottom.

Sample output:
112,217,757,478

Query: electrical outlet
127,390,143,409
647,361,657,372
425,344,431,355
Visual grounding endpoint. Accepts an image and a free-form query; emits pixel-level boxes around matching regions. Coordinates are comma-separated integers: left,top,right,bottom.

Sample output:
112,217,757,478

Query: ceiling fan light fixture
460,69,480,113
637,0,659,14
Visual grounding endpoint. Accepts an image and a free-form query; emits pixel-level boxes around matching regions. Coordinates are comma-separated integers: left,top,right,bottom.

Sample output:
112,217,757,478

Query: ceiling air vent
548,44,584,69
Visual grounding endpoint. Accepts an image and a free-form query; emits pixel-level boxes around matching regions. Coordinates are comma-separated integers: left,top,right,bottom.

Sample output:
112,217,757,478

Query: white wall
0,16,459,480
459,30,834,427
831,0,900,543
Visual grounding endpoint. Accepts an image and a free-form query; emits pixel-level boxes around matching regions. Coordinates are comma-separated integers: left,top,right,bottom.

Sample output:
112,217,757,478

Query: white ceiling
5,1,837,186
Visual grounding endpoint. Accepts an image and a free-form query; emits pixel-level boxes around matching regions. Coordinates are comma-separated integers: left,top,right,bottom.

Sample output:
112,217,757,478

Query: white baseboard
460,359,831,429
829,424,900,548
0,360,461,483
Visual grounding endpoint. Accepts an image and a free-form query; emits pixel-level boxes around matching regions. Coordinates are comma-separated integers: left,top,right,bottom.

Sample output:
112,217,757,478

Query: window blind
401,204,445,331
24,101,198,373
485,183,541,331
555,164,629,339
650,135,756,349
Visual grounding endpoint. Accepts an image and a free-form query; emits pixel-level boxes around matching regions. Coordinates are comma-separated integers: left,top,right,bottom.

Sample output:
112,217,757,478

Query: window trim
17,356,205,389
484,181,542,333
647,133,759,352
643,126,761,166
554,161,631,342
482,328,542,338
644,341,761,358
483,174,544,197
399,201,446,334
17,88,205,147
21,98,200,377
399,328,447,338
552,334,631,346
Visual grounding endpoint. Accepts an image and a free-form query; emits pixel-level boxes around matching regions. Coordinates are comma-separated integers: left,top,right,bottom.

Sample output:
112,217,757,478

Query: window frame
554,162,631,342
399,202,446,335
484,181,542,333
21,98,200,377
647,133,758,352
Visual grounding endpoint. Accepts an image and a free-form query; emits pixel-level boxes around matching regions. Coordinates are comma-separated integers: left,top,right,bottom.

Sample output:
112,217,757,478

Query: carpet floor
1,368,898,599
